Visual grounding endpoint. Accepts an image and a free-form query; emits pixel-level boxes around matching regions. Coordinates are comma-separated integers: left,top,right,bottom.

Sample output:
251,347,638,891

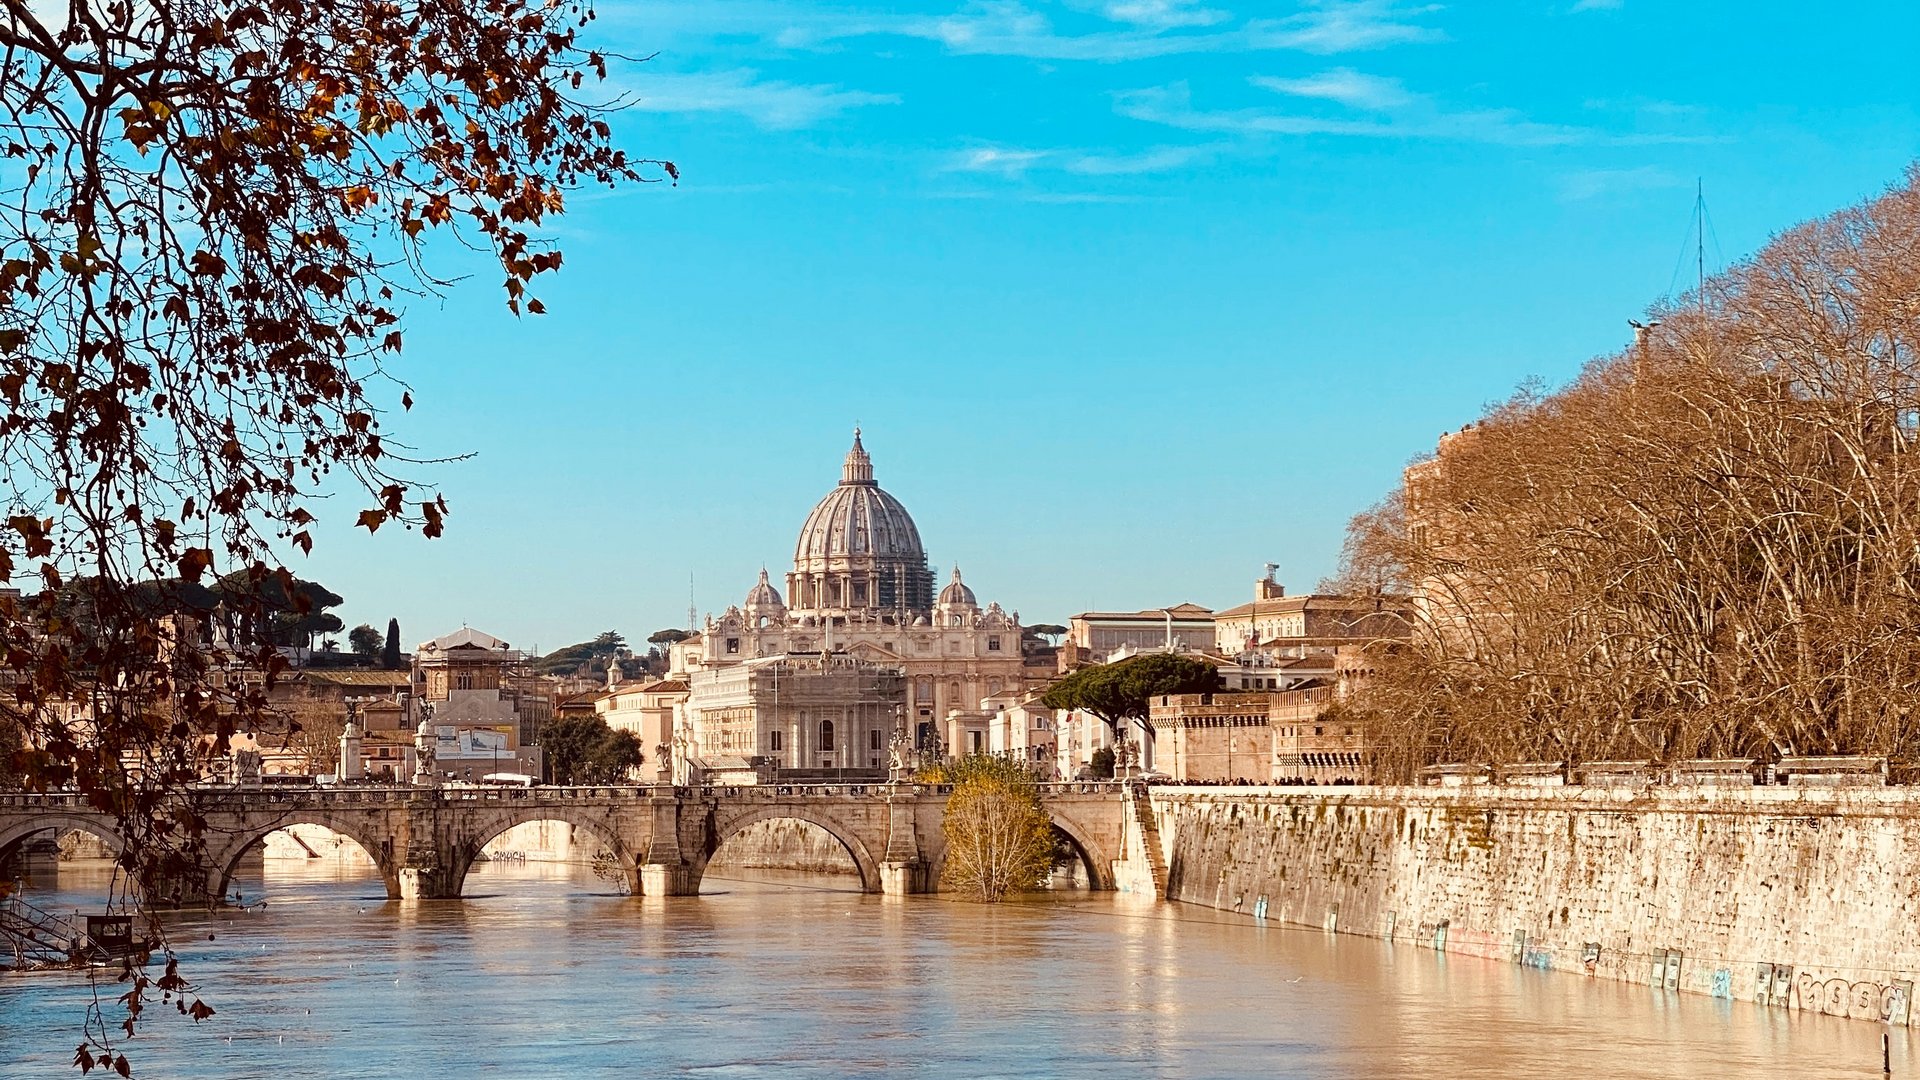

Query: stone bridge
0,782,1136,902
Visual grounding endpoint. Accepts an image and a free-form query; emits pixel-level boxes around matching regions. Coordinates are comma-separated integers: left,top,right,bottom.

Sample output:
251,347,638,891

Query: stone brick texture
1150,785,1920,1024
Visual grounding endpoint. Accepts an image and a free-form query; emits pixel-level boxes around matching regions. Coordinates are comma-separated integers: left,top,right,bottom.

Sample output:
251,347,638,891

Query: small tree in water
940,756,1056,902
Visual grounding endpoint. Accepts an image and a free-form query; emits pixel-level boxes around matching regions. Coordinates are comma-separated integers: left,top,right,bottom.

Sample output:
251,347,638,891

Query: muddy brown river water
0,855,1909,1077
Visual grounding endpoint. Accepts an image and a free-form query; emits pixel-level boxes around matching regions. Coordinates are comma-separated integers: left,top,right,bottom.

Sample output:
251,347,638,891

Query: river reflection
1,855,1909,1078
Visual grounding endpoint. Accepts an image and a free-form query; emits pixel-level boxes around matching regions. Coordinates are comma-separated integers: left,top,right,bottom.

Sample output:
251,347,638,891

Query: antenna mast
688,572,696,632
1695,178,1706,314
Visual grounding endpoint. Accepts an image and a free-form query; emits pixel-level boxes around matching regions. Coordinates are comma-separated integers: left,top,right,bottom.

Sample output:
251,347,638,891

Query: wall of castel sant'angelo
1148,785,1920,1026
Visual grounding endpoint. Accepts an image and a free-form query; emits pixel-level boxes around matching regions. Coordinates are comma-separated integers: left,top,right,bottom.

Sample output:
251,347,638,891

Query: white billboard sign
434,725,512,760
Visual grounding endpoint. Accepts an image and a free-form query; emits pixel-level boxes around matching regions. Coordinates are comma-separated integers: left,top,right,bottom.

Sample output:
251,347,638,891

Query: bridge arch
0,813,125,869
1044,814,1115,890
921,807,1115,893
206,812,401,903
451,809,637,897
698,805,881,894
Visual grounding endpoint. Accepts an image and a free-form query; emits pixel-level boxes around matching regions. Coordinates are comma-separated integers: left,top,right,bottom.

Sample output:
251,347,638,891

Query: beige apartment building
1060,603,1215,667
1212,568,1409,656
596,677,688,783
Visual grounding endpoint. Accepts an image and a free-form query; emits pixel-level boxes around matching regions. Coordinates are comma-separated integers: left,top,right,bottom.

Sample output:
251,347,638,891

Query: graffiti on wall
1784,968,1913,1025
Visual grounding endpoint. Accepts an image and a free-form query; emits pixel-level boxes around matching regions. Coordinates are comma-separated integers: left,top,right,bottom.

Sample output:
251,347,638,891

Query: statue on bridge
888,726,913,784
413,703,438,787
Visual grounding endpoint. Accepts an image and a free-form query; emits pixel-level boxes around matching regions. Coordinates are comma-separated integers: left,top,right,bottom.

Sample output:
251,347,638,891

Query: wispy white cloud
1556,165,1685,201
1086,0,1232,30
1120,79,1713,147
1119,84,1395,136
1582,97,1704,120
1251,68,1412,110
621,69,900,129
768,0,1445,62
1274,0,1446,53
945,142,1214,176
929,187,1153,204
950,147,1054,176
1066,144,1215,174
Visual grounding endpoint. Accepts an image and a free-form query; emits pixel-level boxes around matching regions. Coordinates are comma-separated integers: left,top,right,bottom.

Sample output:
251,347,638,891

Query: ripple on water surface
0,857,1908,1078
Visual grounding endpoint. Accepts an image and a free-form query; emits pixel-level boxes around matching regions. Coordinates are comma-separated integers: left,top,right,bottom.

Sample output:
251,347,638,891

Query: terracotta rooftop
608,678,689,697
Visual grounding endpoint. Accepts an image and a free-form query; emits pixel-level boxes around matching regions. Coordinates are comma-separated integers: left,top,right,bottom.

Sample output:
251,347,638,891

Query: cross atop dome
841,427,874,486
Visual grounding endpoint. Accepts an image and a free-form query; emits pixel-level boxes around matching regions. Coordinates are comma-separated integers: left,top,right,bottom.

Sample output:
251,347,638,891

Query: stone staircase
1123,783,1169,899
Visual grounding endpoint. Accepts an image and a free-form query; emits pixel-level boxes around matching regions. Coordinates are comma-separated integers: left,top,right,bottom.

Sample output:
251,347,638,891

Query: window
770,731,783,752
726,638,740,654
869,729,882,751
853,583,867,603
820,720,835,751
987,635,1001,651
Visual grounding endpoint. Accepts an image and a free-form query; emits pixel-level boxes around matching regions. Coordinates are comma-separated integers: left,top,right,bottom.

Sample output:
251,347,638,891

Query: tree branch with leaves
0,0,669,1070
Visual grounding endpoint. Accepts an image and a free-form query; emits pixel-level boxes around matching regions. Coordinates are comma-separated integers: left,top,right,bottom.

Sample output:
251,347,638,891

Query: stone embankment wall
1150,785,1920,1025
706,819,859,876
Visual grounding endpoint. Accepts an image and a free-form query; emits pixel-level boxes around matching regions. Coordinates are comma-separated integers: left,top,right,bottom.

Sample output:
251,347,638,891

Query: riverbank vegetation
1332,168,1920,778
939,756,1058,902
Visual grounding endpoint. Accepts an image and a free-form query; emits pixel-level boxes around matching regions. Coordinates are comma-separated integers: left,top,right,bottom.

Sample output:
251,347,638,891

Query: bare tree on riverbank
1336,168,1920,779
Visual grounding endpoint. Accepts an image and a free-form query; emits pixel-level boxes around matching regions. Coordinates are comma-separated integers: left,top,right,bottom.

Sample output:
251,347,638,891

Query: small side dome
744,568,786,614
938,566,977,608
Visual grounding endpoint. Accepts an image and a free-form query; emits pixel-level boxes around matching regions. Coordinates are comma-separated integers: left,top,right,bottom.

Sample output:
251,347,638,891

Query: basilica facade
670,432,1033,775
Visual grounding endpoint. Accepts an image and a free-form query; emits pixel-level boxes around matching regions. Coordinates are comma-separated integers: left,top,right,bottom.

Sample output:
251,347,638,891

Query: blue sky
298,0,1919,654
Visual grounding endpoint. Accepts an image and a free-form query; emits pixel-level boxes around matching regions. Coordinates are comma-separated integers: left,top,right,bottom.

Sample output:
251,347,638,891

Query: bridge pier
397,865,458,901
638,862,700,896
879,860,931,895
635,794,701,896
394,794,474,900
877,792,933,895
